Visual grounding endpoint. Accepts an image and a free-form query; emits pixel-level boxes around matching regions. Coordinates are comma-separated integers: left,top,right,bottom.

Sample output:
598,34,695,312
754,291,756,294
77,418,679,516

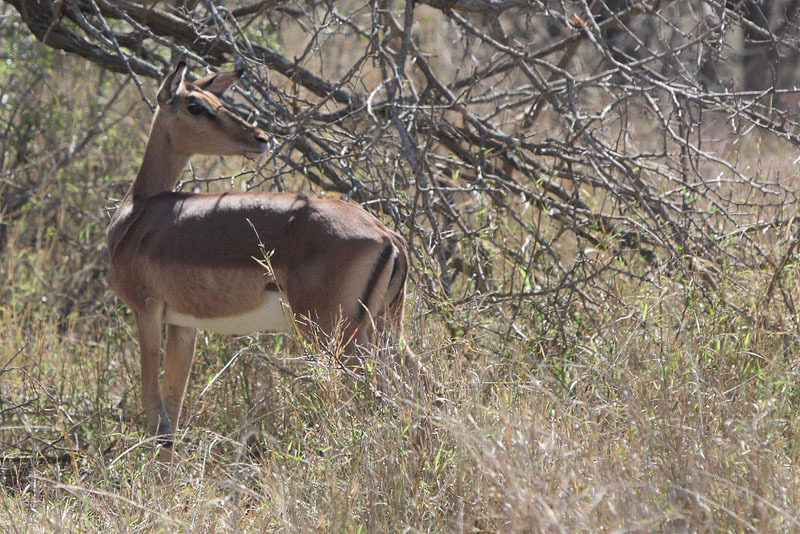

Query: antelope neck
129,118,190,200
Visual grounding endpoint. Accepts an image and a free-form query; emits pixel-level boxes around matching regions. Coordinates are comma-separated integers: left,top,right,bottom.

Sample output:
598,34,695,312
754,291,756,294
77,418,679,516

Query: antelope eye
187,99,206,115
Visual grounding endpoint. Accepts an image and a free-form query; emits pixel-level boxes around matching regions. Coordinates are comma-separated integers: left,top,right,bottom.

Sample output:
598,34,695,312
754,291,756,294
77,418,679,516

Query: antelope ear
194,68,244,97
157,61,188,105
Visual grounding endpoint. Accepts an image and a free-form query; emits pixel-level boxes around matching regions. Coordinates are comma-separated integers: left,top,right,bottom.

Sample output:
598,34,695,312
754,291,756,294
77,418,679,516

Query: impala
107,62,421,451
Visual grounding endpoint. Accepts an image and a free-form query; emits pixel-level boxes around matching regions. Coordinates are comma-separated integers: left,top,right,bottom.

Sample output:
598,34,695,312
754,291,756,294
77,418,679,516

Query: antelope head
154,61,269,158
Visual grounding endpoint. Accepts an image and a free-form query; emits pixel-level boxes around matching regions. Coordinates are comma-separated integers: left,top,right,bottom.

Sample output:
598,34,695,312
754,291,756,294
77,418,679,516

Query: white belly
164,292,291,335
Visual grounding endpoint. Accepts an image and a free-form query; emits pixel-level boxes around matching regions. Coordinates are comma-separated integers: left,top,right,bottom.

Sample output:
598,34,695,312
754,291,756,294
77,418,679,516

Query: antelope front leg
162,324,197,442
135,309,170,440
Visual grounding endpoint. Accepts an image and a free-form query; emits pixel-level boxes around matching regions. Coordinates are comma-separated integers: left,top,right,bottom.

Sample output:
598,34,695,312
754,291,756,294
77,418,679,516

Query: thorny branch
6,0,800,347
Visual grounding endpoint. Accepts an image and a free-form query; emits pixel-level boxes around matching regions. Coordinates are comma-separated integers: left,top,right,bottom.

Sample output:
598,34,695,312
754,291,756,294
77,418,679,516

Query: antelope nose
255,133,269,144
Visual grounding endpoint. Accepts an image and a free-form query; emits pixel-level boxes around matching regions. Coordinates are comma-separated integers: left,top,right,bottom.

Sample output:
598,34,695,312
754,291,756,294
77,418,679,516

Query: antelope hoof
155,419,173,447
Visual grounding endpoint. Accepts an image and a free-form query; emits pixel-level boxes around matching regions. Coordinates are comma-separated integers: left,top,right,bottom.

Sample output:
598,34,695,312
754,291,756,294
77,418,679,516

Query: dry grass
4,279,800,532
4,22,800,534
